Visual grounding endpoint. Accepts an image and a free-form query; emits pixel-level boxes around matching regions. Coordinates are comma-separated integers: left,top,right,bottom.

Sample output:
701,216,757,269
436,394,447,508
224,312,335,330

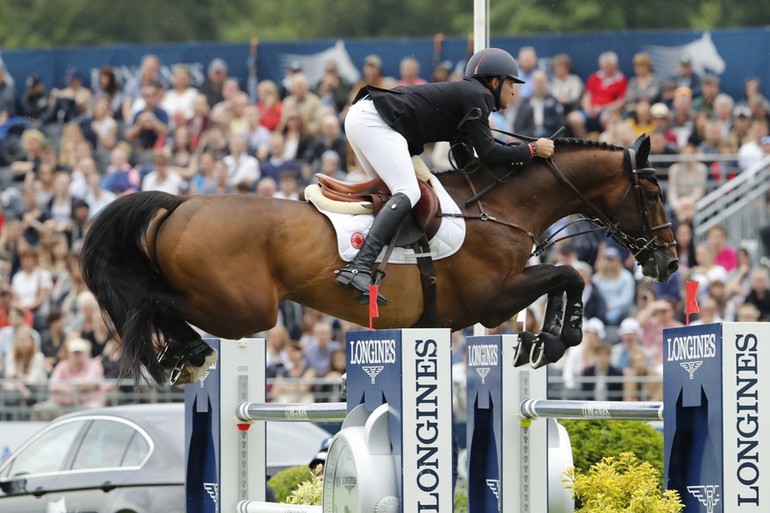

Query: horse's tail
80,191,188,384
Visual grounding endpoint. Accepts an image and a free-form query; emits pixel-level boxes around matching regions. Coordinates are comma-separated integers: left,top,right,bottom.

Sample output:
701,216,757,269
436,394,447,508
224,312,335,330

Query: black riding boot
336,192,412,302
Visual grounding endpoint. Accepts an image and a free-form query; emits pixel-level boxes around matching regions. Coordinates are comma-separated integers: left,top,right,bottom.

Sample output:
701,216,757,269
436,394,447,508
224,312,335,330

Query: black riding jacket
356,77,533,168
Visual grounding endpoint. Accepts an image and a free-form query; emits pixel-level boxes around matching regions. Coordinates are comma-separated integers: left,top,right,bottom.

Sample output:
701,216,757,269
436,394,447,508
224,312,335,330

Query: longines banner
346,329,453,513
664,322,769,513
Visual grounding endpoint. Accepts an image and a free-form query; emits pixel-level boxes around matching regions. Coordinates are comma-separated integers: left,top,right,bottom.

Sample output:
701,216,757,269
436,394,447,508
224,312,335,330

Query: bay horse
81,135,678,385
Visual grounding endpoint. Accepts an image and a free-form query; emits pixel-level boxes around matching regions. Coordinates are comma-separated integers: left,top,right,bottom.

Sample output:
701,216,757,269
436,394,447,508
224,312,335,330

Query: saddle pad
307,174,466,263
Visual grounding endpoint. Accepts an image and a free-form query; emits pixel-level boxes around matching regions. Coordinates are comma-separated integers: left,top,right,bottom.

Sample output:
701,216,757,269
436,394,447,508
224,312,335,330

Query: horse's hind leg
155,311,217,385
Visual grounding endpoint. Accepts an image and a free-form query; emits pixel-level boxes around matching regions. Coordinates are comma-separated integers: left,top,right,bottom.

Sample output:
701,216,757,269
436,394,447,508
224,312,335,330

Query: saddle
314,158,442,246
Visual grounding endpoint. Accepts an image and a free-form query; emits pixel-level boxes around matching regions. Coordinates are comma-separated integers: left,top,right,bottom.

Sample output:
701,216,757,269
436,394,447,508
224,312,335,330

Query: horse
81,135,678,385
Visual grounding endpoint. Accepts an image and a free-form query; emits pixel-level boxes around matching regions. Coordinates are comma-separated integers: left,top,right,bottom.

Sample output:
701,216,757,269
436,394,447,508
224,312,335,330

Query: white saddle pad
306,174,466,263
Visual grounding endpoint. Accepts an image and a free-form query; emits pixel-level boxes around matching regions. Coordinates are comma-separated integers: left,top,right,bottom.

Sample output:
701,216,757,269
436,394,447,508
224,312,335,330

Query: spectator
93,66,124,120
317,150,347,182
122,54,165,123
167,125,195,177
11,246,53,331
228,91,251,138
200,58,228,108
670,86,695,148
706,224,737,271
550,53,583,113
223,134,260,189
9,128,46,182
265,325,292,377
200,159,233,195
0,306,41,372
40,308,67,374
625,97,654,138
514,70,564,138
740,76,770,115
45,173,79,239
125,83,170,160
279,107,314,166
726,246,752,302
255,176,277,197
305,113,347,173
672,53,701,98
738,120,770,172
256,80,283,132
728,105,753,150
673,221,697,272
744,266,770,321
197,103,230,160
18,74,52,123
51,68,93,119
690,295,723,326
592,246,636,326
396,57,428,87
611,317,647,371
162,64,198,126
188,151,218,194
623,52,661,114
303,320,343,376
188,93,211,152
101,144,139,195
580,341,623,401
245,104,271,160
712,93,736,140
260,132,298,183
692,74,722,116
637,297,683,367
83,97,119,162
274,170,300,201
270,340,316,403
32,337,106,420
736,302,761,322
83,160,117,218
515,47,538,100
566,51,627,138
314,61,352,113
281,73,322,136
622,346,662,401
572,260,607,324
649,102,679,145
3,326,47,412
666,143,708,224
561,317,605,397
141,150,185,194
690,242,729,301
315,348,346,403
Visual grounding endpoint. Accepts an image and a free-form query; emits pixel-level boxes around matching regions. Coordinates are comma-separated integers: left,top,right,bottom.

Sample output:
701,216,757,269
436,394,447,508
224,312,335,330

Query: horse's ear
632,135,651,167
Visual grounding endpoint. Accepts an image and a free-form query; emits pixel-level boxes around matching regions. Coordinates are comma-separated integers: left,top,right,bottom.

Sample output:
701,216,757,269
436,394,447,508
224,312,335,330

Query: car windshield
3,421,82,477
72,419,150,470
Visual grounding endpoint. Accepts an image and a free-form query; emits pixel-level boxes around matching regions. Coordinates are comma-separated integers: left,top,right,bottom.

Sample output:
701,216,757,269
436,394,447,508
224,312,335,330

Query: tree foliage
0,0,769,48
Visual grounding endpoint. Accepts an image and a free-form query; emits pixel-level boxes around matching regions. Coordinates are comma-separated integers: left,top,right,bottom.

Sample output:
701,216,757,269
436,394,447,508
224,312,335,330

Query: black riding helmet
465,48,525,111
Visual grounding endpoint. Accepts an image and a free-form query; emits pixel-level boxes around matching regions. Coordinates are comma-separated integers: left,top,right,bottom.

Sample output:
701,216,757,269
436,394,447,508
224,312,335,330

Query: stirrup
335,267,388,305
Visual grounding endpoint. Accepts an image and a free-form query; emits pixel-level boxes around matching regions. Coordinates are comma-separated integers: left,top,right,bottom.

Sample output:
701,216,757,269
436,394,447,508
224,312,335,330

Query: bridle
443,134,677,264
539,149,677,264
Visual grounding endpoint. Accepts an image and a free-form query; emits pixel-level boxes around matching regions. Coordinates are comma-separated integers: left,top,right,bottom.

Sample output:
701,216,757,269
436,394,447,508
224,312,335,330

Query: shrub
285,468,323,506
565,452,683,513
559,419,664,483
268,466,315,503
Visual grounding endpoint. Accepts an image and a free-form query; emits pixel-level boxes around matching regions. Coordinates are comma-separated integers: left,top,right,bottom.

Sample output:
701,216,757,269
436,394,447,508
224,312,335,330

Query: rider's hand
535,138,555,158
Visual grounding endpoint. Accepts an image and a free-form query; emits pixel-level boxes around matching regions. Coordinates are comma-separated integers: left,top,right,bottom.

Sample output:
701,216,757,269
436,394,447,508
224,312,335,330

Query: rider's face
498,77,516,109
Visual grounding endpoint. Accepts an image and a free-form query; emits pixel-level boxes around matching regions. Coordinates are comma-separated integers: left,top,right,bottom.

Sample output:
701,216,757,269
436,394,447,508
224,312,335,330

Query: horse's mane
434,137,625,175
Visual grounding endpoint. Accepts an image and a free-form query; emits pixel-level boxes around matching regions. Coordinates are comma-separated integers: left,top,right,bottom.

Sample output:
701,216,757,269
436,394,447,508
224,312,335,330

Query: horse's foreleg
497,264,584,368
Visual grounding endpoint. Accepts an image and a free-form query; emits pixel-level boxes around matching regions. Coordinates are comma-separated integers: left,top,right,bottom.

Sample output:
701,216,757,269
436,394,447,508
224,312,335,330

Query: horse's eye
646,191,659,201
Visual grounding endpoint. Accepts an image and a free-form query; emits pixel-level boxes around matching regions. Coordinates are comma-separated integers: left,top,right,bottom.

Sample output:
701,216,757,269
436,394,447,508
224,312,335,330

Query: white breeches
344,98,421,208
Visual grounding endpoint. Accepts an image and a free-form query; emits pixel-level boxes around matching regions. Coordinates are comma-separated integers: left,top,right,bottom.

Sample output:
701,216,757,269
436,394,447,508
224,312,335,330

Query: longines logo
362,365,384,384
476,367,491,384
687,484,720,513
486,479,501,512
680,360,703,380
203,482,218,509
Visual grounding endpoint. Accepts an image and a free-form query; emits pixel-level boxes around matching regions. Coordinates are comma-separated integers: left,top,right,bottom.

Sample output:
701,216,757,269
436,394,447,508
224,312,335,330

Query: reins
440,129,676,260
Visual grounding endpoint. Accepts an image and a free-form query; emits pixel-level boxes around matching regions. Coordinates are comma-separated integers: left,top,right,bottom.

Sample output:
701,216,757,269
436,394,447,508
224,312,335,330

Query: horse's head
604,135,679,282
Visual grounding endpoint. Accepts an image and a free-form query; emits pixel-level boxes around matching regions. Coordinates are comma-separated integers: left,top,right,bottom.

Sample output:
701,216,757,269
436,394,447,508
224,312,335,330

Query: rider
336,47,556,301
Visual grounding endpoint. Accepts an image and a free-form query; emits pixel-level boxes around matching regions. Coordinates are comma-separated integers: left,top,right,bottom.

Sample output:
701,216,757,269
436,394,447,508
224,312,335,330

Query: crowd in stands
1,34,770,420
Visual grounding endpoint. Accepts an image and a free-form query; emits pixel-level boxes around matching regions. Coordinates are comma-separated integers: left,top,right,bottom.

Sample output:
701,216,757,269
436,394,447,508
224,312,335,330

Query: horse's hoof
562,326,582,347
514,332,537,367
169,347,218,385
529,332,567,368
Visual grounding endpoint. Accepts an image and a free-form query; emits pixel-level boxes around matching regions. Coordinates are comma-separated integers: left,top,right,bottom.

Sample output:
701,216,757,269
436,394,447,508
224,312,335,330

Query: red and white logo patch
351,231,365,250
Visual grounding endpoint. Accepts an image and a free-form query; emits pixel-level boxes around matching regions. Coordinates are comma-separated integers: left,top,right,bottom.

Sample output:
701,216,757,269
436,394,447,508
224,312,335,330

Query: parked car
0,403,331,512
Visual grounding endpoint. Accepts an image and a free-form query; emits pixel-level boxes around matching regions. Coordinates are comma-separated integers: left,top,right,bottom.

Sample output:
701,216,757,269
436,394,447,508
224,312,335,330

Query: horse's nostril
668,260,679,274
